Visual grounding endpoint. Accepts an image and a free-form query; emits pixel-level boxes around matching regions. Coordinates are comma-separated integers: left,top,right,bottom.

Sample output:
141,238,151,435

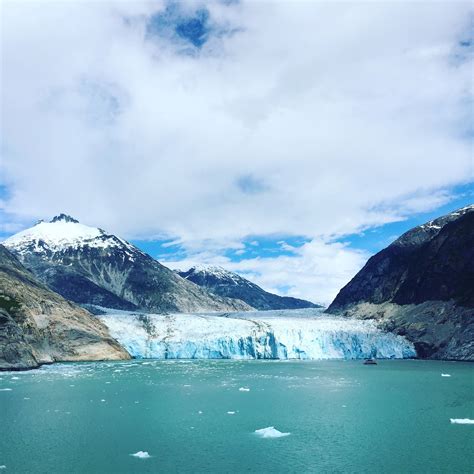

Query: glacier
98,308,416,360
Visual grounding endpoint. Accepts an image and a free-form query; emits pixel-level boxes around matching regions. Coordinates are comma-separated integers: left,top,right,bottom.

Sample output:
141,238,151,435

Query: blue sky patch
147,4,212,49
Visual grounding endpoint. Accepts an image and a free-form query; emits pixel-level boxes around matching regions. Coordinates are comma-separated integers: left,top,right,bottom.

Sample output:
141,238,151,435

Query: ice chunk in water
450,418,474,425
239,387,250,392
131,451,151,459
255,426,290,438
441,374,451,377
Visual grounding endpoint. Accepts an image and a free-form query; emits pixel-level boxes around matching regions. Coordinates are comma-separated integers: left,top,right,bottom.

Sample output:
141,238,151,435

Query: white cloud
1,1,472,301
164,239,368,306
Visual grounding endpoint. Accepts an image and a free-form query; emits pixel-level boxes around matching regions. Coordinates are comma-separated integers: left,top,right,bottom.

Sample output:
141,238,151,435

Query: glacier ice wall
98,309,416,360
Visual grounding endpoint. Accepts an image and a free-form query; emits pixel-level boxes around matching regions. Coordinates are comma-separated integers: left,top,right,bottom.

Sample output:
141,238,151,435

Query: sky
0,0,473,305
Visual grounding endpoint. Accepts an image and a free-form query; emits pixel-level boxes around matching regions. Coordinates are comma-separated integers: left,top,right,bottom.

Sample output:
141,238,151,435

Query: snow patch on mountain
182,265,251,286
3,214,139,257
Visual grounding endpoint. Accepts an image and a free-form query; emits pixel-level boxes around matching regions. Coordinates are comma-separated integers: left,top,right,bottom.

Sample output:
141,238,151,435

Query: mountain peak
50,214,79,224
393,204,474,248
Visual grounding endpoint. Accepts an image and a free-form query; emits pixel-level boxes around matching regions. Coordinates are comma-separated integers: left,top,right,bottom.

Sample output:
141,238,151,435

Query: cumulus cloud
1,1,472,301
164,239,368,305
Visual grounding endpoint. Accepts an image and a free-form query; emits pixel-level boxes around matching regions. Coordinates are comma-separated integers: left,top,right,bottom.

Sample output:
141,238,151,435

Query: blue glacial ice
98,308,416,360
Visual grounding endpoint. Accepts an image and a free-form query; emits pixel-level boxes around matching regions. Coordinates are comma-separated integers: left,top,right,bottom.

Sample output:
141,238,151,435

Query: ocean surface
1,360,473,473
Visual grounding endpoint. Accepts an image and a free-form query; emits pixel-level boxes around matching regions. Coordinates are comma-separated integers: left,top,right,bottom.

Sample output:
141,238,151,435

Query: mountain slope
0,244,130,370
178,265,320,311
3,215,252,313
327,205,474,360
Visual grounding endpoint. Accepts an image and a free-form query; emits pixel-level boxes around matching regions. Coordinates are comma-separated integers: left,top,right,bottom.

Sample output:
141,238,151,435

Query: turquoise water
1,360,473,473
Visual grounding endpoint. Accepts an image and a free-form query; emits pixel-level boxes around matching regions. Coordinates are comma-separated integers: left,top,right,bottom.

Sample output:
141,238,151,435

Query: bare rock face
0,245,130,371
327,206,474,360
4,215,252,313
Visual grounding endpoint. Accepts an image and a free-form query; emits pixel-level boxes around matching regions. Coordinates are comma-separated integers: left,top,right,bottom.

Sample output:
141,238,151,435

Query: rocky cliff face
4,215,252,313
327,205,474,360
0,245,130,371
178,265,320,311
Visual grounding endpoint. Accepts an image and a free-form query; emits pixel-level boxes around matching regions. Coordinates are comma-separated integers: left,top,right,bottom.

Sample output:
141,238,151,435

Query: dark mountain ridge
178,265,320,311
4,215,252,314
327,205,474,360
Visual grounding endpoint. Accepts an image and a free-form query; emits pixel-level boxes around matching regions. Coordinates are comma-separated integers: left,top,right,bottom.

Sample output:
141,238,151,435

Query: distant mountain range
3,214,251,314
0,244,129,370
327,205,474,360
178,265,320,310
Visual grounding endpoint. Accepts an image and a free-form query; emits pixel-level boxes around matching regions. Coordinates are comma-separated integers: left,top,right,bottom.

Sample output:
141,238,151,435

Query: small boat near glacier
363,358,377,365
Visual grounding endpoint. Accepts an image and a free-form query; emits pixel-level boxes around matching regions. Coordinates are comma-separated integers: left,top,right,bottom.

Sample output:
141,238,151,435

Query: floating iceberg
255,427,290,438
98,309,416,360
450,419,474,425
131,451,151,459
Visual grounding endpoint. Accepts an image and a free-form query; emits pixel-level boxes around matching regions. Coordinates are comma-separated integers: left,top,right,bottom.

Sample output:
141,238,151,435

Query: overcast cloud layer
1,1,473,303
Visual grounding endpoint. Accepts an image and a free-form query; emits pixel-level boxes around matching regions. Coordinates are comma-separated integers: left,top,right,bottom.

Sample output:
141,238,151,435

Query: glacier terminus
98,308,416,360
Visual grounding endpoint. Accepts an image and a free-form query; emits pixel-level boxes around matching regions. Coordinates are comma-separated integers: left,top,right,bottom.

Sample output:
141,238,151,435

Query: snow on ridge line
3,219,140,255
98,311,416,360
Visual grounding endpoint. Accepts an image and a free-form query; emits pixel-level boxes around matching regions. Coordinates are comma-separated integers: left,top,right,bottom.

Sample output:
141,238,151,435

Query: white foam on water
131,451,151,459
0,389,12,391
450,418,474,425
441,374,451,377
239,387,250,392
254,427,291,438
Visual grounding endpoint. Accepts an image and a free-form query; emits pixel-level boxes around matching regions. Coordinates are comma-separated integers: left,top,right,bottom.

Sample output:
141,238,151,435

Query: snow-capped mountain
178,265,320,310
3,215,251,313
327,205,474,360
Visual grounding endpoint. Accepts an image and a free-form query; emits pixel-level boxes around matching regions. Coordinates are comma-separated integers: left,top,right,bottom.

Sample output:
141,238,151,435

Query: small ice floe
450,418,474,425
11,377,19,380
23,397,30,400
342,405,347,408
198,411,203,414
0,465,6,469
227,411,236,415
0,388,12,392
441,374,451,377
101,399,106,402
105,382,111,384
131,451,151,459
254,427,290,438
239,387,250,392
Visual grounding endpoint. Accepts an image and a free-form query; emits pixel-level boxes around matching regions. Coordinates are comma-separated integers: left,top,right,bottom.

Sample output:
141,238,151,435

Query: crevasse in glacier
98,308,416,360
